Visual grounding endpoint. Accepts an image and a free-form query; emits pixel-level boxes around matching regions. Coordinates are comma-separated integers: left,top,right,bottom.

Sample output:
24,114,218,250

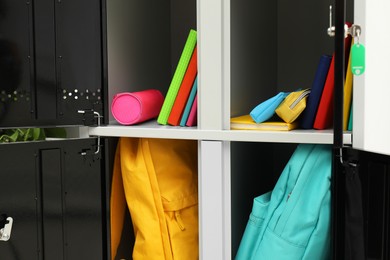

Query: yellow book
230,115,299,131
343,39,354,130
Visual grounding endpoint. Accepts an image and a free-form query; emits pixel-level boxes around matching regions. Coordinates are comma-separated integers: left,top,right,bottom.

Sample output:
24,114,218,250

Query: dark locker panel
40,149,65,259
333,148,390,260
0,138,106,259
0,1,35,126
61,139,105,259
0,0,106,127
0,143,40,260
34,0,57,122
51,0,105,125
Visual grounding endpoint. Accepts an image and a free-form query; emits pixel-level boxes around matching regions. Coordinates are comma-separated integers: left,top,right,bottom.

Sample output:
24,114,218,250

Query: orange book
168,46,198,126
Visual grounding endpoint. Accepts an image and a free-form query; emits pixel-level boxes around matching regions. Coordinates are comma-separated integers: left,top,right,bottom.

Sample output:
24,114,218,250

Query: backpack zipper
289,89,311,109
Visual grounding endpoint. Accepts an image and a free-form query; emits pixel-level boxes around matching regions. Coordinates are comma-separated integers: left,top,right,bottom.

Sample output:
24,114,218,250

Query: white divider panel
353,0,390,155
199,140,231,260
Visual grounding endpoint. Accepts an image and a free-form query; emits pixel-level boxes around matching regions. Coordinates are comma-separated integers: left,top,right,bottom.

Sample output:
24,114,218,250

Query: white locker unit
7,0,383,259
88,0,390,259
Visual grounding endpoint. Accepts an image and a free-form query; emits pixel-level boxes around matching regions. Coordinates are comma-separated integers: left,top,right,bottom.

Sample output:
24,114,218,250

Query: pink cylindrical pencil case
111,89,164,125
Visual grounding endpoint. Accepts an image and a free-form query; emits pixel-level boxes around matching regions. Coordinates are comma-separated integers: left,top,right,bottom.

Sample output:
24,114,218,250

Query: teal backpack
235,144,332,260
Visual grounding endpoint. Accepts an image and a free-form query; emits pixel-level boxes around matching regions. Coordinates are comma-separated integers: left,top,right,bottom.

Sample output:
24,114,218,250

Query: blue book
300,55,332,129
180,76,198,126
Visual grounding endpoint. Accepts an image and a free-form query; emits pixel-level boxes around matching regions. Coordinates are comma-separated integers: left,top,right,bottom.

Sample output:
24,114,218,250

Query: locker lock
78,110,102,155
0,215,13,241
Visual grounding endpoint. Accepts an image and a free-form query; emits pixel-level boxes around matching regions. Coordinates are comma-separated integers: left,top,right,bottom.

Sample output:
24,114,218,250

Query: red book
313,55,335,130
168,46,198,126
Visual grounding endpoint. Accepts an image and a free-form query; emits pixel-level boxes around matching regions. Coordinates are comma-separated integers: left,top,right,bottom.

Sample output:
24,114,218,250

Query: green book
157,29,197,125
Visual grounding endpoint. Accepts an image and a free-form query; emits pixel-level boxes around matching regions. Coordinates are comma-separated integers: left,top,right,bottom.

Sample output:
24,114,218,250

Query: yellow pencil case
275,89,311,123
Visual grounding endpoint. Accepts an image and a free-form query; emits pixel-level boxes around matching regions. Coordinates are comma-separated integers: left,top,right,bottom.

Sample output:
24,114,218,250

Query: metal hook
327,5,335,37
339,148,359,168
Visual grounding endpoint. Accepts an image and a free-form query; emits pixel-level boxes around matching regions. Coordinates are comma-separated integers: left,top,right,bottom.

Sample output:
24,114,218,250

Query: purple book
186,94,198,127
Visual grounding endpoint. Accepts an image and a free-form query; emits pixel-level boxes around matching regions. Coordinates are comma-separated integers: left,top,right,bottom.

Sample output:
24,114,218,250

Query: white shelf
88,121,352,144
218,129,352,144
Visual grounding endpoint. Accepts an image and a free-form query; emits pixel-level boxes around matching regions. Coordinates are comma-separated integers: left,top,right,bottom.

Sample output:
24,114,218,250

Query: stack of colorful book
157,29,198,127
309,24,354,131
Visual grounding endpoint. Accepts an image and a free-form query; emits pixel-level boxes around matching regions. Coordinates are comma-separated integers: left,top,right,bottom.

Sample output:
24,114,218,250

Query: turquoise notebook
180,77,198,126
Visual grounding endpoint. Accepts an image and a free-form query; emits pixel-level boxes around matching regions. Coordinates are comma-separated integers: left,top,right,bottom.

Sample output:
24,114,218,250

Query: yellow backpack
110,137,198,260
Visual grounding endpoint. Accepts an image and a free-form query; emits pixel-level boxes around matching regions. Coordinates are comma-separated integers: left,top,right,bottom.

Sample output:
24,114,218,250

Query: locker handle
0,217,13,241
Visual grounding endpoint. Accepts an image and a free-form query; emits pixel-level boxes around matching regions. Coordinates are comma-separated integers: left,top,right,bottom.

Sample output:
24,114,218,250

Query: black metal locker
0,138,106,259
0,0,106,127
0,1,108,258
332,0,390,259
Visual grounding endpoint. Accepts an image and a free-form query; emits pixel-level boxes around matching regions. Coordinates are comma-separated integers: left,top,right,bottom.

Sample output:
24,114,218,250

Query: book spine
157,29,197,125
186,95,198,127
347,103,353,131
343,39,354,130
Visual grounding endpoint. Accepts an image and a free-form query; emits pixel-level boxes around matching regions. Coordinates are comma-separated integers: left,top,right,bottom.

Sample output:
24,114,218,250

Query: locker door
53,0,105,125
0,138,106,259
0,143,40,260
0,1,35,126
0,0,106,127
33,0,105,126
61,139,105,259
332,0,390,259
352,0,390,156
333,148,390,260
